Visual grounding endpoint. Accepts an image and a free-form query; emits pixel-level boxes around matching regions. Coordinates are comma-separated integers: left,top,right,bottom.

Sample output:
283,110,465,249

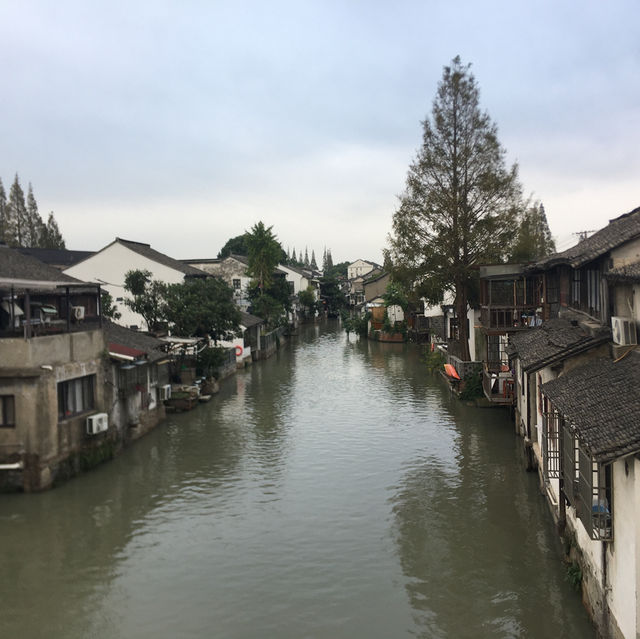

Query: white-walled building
541,354,640,639
183,254,252,311
64,238,207,330
347,259,377,281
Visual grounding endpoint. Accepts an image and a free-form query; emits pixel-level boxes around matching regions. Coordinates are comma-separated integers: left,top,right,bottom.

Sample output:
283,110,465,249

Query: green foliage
165,277,241,341
100,290,121,320
218,233,249,258
248,274,291,329
354,312,371,337
325,261,349,279
319,275,346,315
459,372,483,400
565,561,582,592
424,348,446,373
383,281,408,310
250,292,286,329
298,285,317,318
509,201,556,262
123,269,168,331
386,56,522,360
341,311,355,335
246,221,285,291
0,175,65,248
382,310,393,333
196,346,227,378
40,212,65,249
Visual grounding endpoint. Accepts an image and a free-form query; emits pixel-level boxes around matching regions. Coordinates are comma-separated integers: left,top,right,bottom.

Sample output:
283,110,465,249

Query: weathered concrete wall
0,331,169,491
1,329,105,368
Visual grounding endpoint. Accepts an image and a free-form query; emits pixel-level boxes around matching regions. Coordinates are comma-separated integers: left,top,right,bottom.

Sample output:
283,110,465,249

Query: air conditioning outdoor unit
611,316,638,346
72,305,85,320
86,412,108,435
158,384,172,401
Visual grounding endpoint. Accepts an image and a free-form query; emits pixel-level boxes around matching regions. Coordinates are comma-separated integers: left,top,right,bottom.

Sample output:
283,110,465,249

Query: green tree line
0,174,65,248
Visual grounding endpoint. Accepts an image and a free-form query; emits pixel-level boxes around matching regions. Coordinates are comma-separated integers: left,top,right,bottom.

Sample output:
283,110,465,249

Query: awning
1,300,24,316
108,342,146,362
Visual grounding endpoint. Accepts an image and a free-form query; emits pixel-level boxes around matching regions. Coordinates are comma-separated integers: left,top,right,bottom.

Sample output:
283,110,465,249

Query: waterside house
64,238,208,330
495,205,640,638
0,244,106,491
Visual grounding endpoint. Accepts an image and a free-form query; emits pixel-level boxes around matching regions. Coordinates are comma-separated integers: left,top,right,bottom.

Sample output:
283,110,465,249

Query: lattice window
542,411,561,479
562,424,578,505
575,445,613,541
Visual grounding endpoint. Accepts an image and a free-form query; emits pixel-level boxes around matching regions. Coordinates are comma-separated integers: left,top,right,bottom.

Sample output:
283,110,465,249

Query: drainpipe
24,290,31,339
97,284,103,328
601,540,609,635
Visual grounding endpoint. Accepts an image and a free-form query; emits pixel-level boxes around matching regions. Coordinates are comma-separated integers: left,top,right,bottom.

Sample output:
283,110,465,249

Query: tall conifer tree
0,178,6,243
6,174,27,247
386,57,521,360
26,183,44,247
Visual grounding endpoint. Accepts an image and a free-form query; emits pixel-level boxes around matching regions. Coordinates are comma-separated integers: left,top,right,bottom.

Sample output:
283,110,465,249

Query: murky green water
1,321,593,638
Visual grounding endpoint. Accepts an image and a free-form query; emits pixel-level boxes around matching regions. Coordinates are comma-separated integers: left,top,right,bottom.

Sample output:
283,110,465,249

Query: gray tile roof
534,205,640,270
239,310,263,328
606,261,640,283
115,239,208,277
0,244,81,285
103,320,167,363
508,318,610,372
16,247,94,269
541,350,640,462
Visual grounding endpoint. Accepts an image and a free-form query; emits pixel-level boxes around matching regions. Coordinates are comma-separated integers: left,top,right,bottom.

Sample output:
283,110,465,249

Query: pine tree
0,178,7,244
386,57,521,361
6,174,28,247
41,212,66,249
291,247,297,263
26,183,44,247
304,247,309,267
509,202,556,262
326,249,333,270
310,250,318,270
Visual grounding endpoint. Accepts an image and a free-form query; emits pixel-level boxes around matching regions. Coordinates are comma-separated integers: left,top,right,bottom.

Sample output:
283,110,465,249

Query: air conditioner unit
86,412,108,435
158,384,172,401
72,305,85,320
611,316,637,346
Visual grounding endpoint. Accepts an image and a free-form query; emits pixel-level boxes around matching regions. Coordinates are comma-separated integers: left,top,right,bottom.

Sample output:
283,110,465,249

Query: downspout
10,285,15,329
97,284,103,328
24,290,31,339
602,538,609,634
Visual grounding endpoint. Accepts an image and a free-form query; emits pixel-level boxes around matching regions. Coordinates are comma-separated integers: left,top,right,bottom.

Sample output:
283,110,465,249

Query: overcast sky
1,1,639,265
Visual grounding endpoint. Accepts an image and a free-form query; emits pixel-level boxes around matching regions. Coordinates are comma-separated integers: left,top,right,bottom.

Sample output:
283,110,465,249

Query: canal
1,321,593,638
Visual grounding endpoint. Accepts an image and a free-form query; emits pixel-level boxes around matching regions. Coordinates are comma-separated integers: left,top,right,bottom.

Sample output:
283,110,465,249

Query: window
576,447,612,541
0,395,15,427
542,410,561,479
232,279,241,290
58,375,95,420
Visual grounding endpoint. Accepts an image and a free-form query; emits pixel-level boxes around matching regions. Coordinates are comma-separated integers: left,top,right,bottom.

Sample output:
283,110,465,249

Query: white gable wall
64,242,190,330
278,265,309,296
347,260,375,280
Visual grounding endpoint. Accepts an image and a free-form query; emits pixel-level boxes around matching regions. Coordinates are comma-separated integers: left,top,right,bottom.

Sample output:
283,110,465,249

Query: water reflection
0,320,592,638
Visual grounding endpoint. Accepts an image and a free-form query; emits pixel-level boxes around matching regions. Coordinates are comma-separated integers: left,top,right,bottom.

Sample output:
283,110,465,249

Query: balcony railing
480,305,545,330
482,367,515,404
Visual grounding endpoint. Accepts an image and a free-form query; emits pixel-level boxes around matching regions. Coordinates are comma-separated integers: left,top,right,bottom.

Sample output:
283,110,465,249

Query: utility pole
574,230,597,242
